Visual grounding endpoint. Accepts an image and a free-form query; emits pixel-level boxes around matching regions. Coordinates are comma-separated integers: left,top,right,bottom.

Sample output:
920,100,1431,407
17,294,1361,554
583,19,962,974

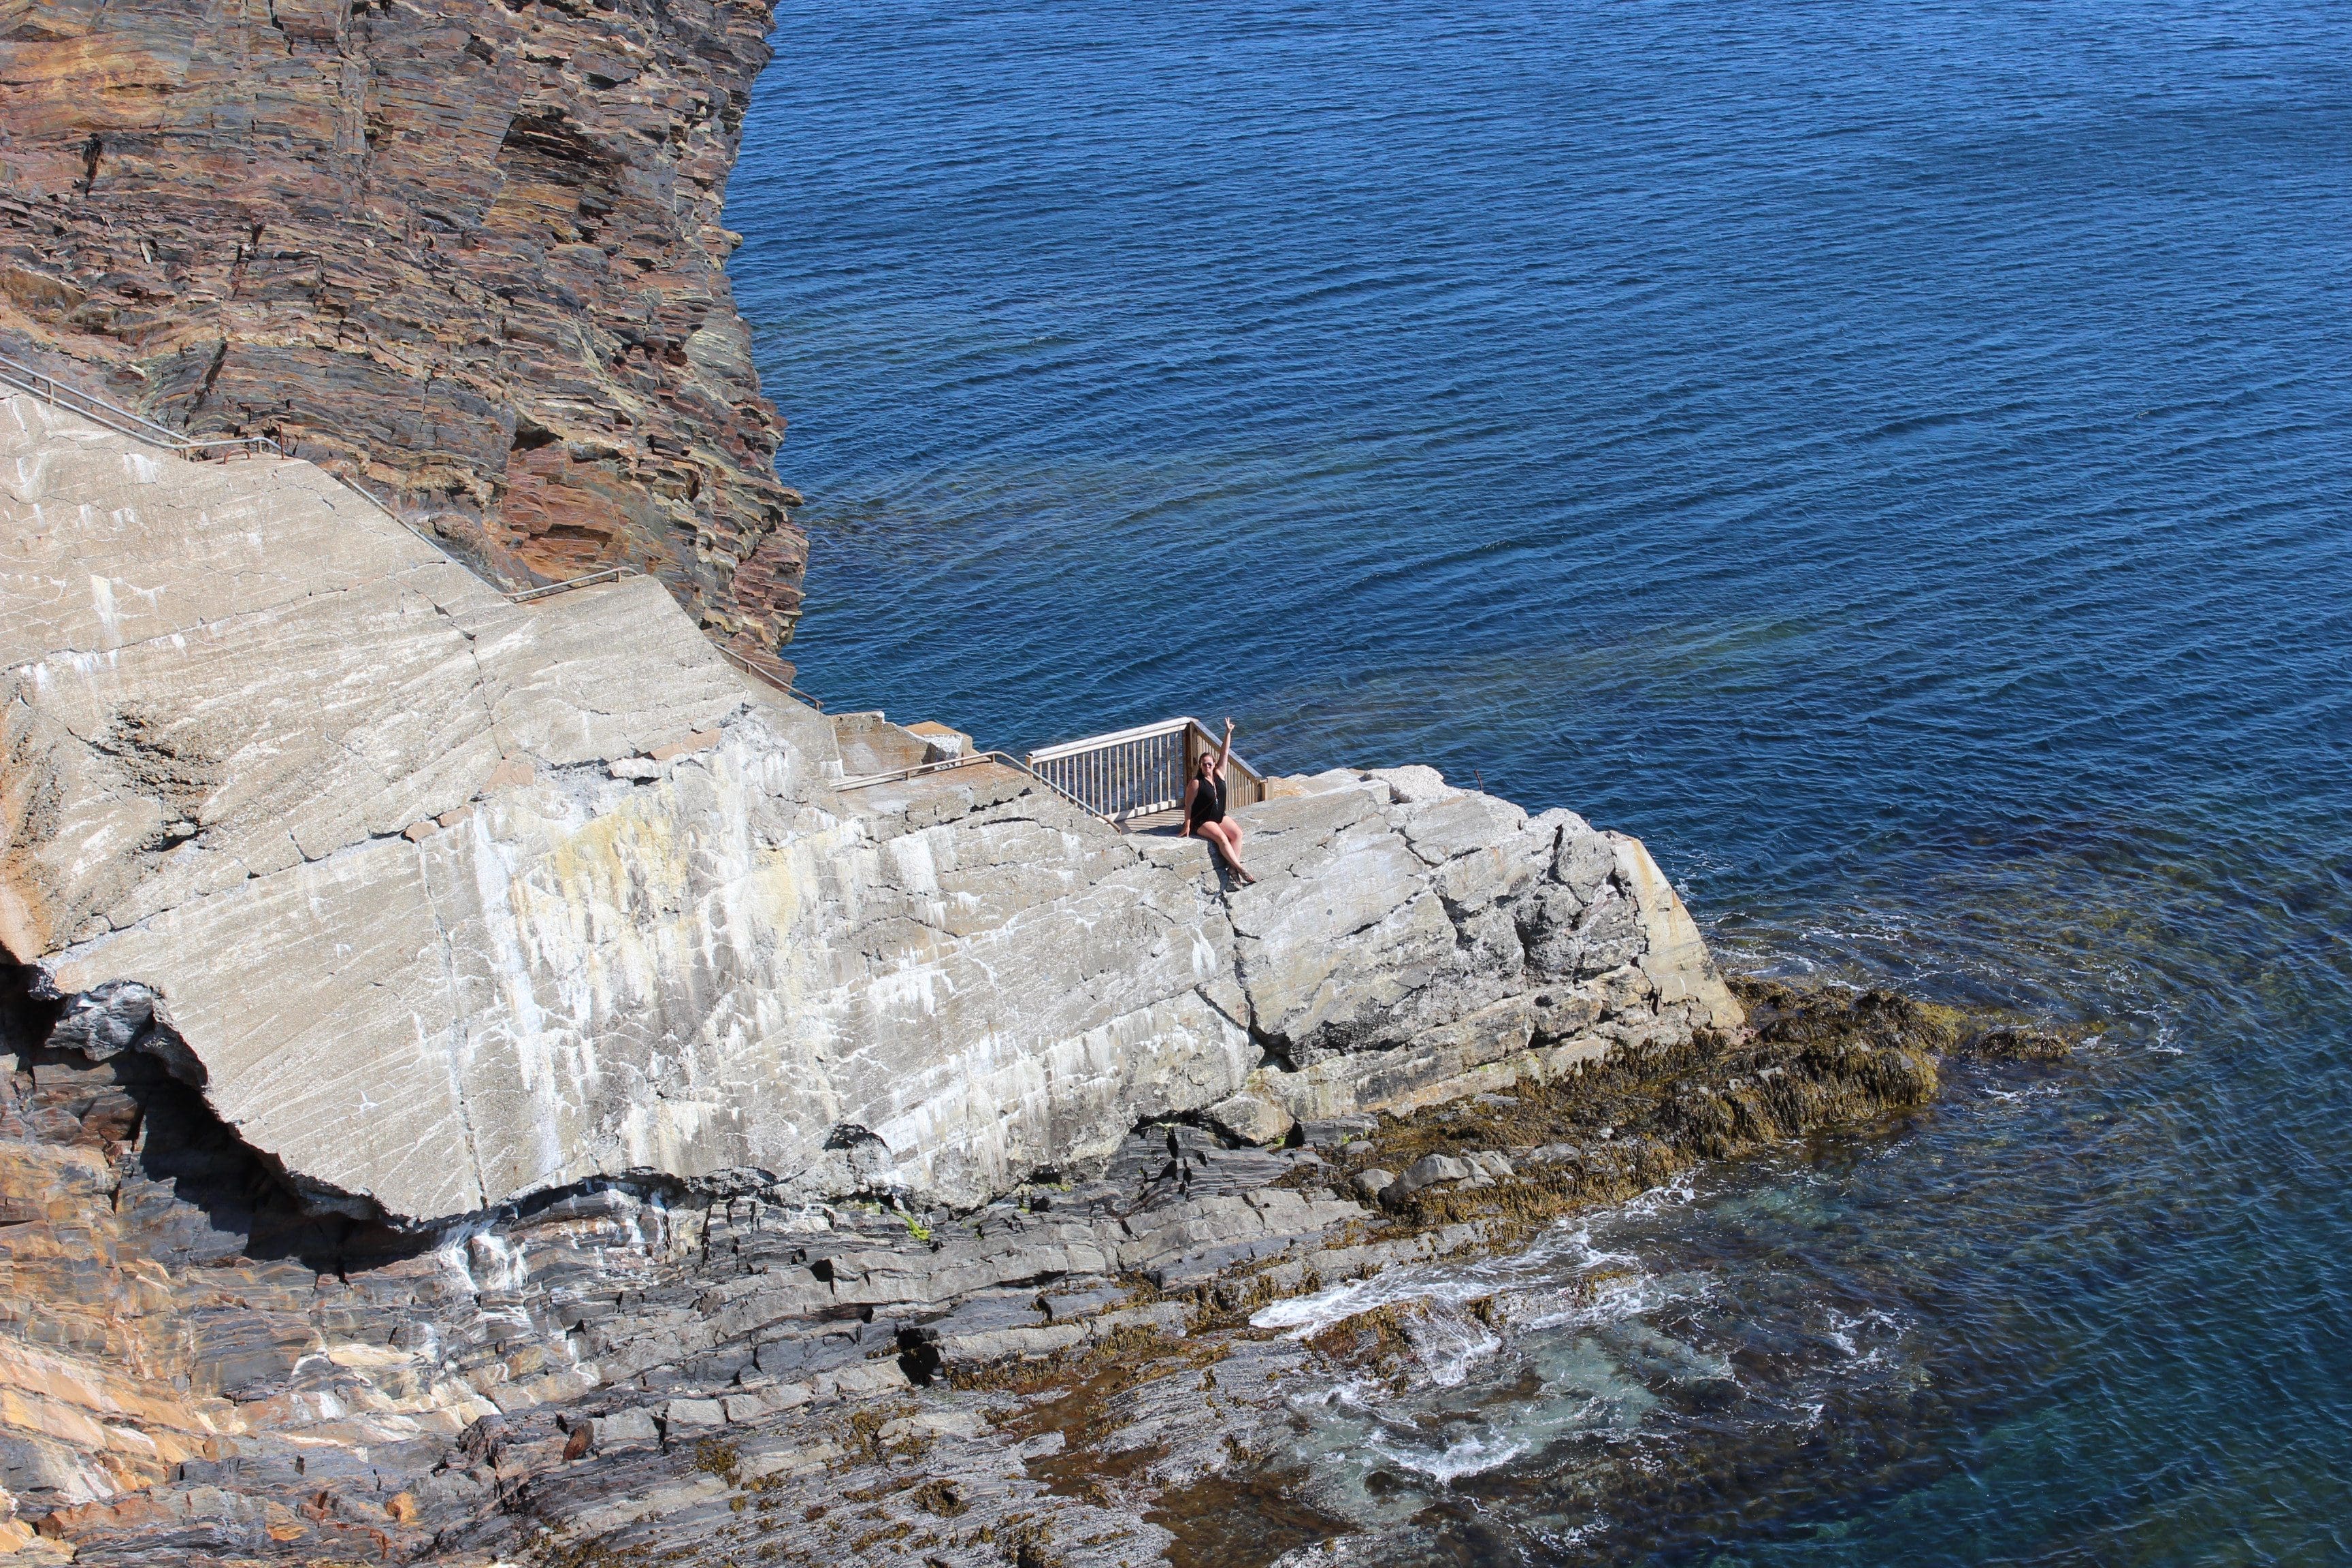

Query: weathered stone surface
1203,1087,1295,1147
0,1062,1389,1561
1393,1152,1471,1196
5,394,1742,1228
1218,767,1742,1124
0,969,1969,1565
0,0,805,668
3,395,1257,1222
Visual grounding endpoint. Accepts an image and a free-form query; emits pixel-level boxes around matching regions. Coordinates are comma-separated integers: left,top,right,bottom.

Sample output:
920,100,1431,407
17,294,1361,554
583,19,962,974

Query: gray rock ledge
2,392,1740,1227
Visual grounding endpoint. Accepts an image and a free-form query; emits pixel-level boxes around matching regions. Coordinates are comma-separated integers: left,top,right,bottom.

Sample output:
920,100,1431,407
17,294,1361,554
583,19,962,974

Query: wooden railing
1025,717,1266,824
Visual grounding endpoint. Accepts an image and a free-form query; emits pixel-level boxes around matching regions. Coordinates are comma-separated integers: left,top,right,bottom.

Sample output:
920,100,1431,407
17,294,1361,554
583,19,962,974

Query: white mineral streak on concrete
2,393,1742,1224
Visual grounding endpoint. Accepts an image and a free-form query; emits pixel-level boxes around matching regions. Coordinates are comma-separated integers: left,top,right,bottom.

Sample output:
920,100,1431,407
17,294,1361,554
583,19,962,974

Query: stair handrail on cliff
1,353,826,711
0,350,281,461
712,643,826,712
834,749,1111,823
1,351,615,604
1024,716,1268,825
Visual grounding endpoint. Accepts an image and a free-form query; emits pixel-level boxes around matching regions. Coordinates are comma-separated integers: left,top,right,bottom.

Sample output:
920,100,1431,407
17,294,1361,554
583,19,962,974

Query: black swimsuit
1188,770,1227,828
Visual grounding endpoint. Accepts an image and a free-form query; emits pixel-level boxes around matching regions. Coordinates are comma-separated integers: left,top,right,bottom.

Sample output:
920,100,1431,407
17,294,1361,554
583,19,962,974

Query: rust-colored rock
0,0,805,666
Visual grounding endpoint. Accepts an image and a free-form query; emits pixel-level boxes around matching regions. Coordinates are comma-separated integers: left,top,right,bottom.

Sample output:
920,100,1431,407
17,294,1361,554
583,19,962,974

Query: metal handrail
0,354,828,705
836,749,1111,823
712,643,826,711
1024,714,1195,763
1,354,691,615
0,350,282,459
507,566,638,603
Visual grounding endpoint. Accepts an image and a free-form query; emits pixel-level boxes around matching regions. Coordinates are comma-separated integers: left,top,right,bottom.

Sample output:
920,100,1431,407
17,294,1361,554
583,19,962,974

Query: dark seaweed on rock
1324,978,1961,1239
925,977,2056,1568
1951,1024,2077,1062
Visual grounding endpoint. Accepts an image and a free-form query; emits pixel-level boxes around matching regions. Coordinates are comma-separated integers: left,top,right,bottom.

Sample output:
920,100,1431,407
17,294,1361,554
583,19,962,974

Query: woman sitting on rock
1181,717,1256,884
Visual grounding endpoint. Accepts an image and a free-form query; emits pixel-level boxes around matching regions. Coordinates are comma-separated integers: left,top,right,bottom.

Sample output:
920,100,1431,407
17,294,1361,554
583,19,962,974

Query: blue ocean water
727,3,2352,1561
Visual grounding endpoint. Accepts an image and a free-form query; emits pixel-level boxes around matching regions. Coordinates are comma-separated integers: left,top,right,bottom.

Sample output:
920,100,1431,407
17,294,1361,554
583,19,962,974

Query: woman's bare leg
1206,821,1253,881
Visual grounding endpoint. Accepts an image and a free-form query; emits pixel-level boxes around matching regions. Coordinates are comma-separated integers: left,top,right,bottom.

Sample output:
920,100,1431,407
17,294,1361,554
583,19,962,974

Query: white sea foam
1269,1166,1718,1354
1403,1309,1502,1388
1369,1425,1528,1483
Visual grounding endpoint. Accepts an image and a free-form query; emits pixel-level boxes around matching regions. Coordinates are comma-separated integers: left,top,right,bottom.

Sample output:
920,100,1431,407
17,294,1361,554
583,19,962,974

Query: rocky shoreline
0,385,1779,1562
0,972,2068,1566
0,382,2091,1567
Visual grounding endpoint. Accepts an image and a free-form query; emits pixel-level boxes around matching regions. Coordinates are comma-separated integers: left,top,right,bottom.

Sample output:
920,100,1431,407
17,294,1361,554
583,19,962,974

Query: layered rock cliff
0,392,1765,1559
0,0,804,671
0,990,1961,1568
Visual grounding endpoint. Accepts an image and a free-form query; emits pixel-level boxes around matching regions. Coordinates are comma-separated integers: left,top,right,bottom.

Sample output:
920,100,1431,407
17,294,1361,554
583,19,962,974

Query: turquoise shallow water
728,3,2352,1560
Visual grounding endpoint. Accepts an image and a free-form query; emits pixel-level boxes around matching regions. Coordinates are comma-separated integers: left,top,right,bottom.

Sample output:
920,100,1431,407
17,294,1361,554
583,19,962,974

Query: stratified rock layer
0,0,804,667
3,395,1267,1223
